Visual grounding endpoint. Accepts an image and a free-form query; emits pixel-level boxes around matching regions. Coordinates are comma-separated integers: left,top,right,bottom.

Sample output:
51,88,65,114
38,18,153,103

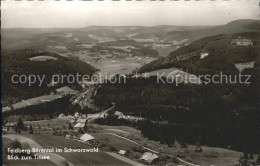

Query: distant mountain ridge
2,19,259,50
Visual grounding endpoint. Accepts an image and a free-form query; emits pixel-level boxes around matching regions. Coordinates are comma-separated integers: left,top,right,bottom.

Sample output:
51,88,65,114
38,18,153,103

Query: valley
2,19,260,166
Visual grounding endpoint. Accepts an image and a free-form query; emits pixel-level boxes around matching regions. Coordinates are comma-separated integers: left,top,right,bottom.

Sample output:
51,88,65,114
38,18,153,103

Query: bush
172,157,179,163
100,142,107,148
68,123,73,130
158,147,165,153
10,139,23,149
62,131,69,137
180,142,188,148
132,147,145,153
185,156,192,162
23,143,31,149
108,145,117,152
62,125,67,130
133,152,141,159
52,131,62,136
77,128,84,134
29,125,33,134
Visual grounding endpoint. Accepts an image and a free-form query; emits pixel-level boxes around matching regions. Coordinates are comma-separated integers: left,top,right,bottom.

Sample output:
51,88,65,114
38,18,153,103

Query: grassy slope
90,124,242,166
139,32,259,74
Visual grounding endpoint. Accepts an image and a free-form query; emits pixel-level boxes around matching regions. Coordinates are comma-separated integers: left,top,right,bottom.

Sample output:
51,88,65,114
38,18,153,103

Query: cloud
1,0,258,28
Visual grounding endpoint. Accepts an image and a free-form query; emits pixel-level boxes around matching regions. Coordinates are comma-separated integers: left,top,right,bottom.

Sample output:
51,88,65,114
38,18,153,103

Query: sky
1,0,259,28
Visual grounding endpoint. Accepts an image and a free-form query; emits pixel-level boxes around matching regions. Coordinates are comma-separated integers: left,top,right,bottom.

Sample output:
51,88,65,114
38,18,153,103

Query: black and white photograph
1,0,259,165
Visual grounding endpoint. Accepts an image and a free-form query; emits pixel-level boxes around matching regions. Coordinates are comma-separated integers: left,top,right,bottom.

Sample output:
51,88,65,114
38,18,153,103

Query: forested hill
139,32,259,75
1,49,97,106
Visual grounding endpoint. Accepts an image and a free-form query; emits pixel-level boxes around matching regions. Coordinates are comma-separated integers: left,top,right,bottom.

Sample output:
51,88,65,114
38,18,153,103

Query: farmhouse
74,112,80,118
80,133,95,143
115,111,126,119
4,123,15,131
2,106,11,112
231,38,252,46
74,118,87,129
76,118,87,124
5,122,15,128
74,123,85,129
119,150,126,156
140,152,159,163
200,53,209,59
58,113,65,118
65,134,72,139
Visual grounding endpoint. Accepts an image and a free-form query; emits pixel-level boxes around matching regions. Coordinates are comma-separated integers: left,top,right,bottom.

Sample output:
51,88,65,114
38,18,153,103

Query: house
74,123,85,128
2,106,11,112
58,113,65,118
76,118,87,124
115,111,126,119
5,123,15,131
140,152,159,163
231,38,253,46
74,118,87,129
70,119,76,124
65,134,71,139
119,150,126,156
5,123,15,128
200,53,209,59
74,112,80,118
80,133,95,143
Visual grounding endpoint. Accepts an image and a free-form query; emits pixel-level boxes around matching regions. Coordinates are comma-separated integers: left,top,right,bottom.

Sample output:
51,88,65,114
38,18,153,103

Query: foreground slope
1,49,97,106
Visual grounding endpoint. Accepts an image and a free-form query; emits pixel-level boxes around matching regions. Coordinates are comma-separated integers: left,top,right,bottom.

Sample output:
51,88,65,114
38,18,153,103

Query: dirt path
104,129,129,134
106,152,145,166
3,134,74,166
104,133,159,154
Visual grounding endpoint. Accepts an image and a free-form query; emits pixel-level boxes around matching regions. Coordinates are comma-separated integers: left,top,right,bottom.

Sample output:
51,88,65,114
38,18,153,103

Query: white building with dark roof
80,133,95,142
231,38,253,46
140,152,159,163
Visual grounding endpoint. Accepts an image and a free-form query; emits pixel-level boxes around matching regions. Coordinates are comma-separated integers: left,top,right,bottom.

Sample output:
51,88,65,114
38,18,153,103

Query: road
87,103,115,121
73,86,97,110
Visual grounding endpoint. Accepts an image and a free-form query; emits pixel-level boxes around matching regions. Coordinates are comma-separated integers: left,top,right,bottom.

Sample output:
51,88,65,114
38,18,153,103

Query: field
23,118,243,165
28,56,58,61
24,134,128,165
72,51,156,76
87,124,242,166
24,118,71,129
154,47,178,57
11,95,62,110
